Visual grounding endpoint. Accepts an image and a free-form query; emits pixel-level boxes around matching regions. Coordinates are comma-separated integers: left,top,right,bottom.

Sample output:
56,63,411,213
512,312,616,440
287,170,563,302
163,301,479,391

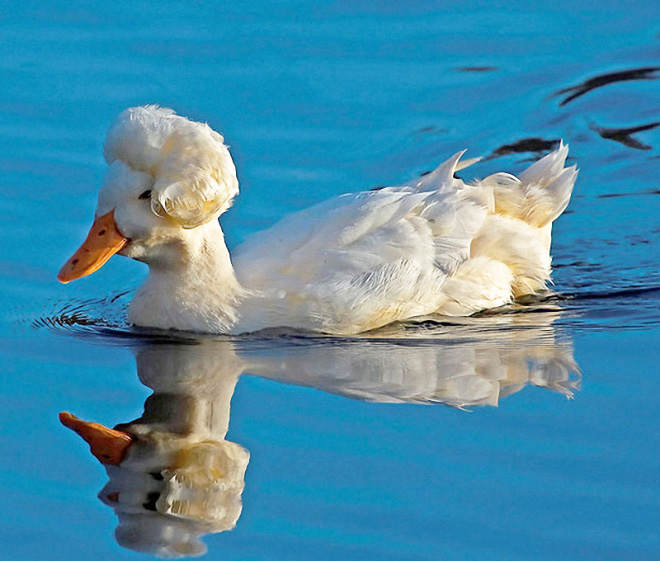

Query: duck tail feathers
486,141,577,227
410,150,481,192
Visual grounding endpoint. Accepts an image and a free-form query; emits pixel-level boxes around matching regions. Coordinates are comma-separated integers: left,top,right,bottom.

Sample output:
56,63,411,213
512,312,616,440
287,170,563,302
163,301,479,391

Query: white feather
105,106,238,228
82,107,578,334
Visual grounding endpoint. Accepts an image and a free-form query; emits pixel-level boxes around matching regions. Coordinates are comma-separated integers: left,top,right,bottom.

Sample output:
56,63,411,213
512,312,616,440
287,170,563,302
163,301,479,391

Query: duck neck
129,220,245,333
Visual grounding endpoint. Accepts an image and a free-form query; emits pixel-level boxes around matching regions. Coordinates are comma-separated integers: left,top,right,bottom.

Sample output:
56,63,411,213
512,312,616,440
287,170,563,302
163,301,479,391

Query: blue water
1,2,659,560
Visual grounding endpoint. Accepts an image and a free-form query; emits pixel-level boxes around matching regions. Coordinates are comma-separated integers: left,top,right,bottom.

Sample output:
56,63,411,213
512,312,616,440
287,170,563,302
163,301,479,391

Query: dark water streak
590,121,660,150
556,66,660,105
486,137,561,160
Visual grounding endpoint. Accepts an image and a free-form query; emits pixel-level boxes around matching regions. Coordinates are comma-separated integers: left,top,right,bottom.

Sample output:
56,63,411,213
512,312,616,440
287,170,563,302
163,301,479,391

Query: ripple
33,281,660,345
31,291,177,344
596,189,660,199
590,121,660,150
33,290,564,344
558,285,660,331
556,66,660,106
457,66,498,73
486,137,561,161
567,285,660,302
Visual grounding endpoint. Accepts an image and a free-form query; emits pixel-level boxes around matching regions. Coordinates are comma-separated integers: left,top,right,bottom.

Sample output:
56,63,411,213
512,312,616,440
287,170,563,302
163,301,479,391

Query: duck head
58,105,238,282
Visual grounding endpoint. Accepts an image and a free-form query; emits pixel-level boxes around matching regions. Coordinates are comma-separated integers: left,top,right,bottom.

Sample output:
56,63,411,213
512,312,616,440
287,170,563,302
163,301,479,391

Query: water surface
1,2,659,560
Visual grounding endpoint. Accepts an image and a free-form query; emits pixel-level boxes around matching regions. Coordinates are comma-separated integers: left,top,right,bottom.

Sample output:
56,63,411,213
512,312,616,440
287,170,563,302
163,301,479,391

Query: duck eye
138,190,152,200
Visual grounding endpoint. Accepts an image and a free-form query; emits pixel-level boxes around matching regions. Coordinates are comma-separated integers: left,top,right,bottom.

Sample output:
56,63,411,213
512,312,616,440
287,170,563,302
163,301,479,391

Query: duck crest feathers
105,105,239,228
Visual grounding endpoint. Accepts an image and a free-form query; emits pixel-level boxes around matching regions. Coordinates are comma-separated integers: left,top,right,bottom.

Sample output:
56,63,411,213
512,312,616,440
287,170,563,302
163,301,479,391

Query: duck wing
233,152,489,333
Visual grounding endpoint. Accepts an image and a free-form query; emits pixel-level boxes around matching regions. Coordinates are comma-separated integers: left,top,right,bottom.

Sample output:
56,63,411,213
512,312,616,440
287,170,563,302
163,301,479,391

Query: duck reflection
61,342,249,558
60,311,579,558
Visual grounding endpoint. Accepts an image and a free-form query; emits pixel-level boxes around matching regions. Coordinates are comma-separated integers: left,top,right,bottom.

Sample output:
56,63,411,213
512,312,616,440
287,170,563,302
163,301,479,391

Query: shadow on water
56,310,580,557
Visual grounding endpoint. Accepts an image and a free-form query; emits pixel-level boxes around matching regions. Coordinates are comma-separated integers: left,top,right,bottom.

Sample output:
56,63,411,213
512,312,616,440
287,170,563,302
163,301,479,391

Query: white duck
58,106,577,334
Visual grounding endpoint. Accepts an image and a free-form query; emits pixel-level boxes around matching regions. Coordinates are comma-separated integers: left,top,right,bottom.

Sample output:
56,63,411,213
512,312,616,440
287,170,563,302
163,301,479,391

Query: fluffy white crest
104,105,239,228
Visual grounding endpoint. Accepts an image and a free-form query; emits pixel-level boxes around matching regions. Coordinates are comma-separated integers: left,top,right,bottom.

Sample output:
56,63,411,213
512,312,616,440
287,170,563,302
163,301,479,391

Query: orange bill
59,411,134,466
57,210,128,283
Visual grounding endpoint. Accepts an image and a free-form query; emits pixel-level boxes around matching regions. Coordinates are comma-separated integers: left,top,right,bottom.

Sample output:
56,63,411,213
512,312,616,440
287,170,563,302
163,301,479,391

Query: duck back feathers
233,146,576,333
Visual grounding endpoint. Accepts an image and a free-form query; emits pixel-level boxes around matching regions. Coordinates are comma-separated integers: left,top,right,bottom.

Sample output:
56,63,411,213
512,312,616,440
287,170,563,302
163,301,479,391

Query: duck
58,105,577,335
